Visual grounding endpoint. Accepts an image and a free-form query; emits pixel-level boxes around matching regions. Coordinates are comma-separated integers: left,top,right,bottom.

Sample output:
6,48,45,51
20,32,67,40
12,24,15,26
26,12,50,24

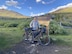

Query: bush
62,22,72,27
0,22,5,26
17,18,32,30
4,23,18,27
18,22,29,30
49,20,69,35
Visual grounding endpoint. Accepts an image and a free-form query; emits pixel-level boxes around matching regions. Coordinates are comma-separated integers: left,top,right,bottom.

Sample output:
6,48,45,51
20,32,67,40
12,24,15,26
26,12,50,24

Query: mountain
0,9,28,18
46,7,72,27
49,7,72,19
50,7,72,13
40,7,72,22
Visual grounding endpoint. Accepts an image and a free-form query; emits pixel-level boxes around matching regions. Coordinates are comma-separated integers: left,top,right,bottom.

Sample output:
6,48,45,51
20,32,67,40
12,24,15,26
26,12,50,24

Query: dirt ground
1,40,72,54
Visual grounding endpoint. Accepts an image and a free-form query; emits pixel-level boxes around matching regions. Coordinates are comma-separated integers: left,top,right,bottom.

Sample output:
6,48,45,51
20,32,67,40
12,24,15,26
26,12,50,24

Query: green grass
0,27,24,51
51,35,72,46
0,18,32,51
50,29,72,46
0,18,72,51
0,28,72,51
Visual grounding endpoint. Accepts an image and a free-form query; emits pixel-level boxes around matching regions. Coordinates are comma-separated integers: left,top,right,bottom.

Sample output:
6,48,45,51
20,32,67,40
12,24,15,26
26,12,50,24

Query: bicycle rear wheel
39,33,50,46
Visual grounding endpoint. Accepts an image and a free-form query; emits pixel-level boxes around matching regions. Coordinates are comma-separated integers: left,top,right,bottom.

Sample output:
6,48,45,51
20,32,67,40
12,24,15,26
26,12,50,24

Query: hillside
48,7,72,20
47,7,72,27
0,9,28,18
51,7,72,13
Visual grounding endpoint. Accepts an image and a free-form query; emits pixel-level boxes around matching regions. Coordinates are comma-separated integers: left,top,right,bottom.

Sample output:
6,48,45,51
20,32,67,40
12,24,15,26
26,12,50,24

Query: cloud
42,0,56,4
15,6,21,9
30,12,45,16
21,0,27,5
49,3,72,13
28,6,32,10
47,0,56,4
42,1,46,4
36,0,56,4
0,5,8,9
36,0,41,3
6,0,21,9
6,0,18,6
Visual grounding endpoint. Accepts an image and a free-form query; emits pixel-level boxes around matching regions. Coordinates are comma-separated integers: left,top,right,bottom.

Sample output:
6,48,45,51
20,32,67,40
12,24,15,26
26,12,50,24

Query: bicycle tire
23,31,32,41
39,33,50,46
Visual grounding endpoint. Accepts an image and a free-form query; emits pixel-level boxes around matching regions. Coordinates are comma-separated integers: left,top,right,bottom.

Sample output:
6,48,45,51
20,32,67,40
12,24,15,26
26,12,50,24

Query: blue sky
0,0,72,16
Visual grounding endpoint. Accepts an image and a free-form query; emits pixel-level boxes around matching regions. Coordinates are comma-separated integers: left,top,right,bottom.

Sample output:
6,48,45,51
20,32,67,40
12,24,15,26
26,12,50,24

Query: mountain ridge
0,9,28,18
50,7,72,13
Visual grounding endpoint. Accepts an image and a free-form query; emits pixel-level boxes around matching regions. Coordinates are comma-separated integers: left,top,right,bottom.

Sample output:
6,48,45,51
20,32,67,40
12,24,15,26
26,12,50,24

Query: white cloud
30,12,45,16
42,1,46,4
36,0,55,4
6,0,18,6
49,3,72,13
28,6,32,10
15,6,21,9
36,0,41,3
6,0,21,9
0,5,8,9
47,0,56,4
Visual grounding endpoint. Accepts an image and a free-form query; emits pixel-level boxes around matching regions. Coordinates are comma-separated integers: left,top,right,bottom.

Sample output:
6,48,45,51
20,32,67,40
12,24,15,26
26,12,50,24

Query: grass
0,9,28,18
0,28,71,51
0,18,32,51
53,7,72,13
0,27,24,51
50,28,72,46
0,18,72,51
51,35,72,46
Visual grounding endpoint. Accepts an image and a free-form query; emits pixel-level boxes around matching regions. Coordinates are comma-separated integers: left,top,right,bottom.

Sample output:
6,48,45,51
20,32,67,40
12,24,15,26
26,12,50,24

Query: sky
0,0,72,16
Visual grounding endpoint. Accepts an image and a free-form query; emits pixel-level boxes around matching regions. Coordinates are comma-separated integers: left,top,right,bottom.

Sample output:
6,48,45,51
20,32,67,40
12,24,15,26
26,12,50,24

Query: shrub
0,22,5,26
49,20,69,35
62,22,72,27
18,22,29,30
4,23,18,27
18,18,32,30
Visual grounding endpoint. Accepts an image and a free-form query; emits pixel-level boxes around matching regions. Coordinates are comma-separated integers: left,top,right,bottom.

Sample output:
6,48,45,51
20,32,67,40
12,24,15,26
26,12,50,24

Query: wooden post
46,25,49,36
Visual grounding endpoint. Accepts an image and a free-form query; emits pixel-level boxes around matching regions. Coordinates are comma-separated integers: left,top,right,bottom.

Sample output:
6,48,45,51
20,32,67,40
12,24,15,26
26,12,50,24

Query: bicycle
23,26,50,46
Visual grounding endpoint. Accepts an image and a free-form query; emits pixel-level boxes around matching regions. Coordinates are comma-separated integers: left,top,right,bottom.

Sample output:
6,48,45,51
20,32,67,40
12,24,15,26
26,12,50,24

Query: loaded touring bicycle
23,16,51,46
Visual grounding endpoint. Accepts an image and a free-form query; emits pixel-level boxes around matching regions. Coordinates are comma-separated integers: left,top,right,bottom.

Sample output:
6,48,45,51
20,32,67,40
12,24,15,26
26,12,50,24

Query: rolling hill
48,7,72,27
51,7,72,13
40,7,72,27
47,7,72,20
0,9,28,18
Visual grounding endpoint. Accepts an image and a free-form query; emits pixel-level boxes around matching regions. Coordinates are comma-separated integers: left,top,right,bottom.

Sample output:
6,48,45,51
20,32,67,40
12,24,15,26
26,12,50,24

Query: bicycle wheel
23,31,32,41
39,33,50,46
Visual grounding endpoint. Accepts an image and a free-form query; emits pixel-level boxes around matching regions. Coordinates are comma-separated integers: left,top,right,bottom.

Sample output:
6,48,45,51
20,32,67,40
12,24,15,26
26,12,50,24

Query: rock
54,50,59,52
12,51,16,54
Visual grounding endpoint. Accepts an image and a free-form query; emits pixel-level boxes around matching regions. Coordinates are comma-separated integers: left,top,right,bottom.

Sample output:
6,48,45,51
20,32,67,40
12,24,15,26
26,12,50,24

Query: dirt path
1,40,72,54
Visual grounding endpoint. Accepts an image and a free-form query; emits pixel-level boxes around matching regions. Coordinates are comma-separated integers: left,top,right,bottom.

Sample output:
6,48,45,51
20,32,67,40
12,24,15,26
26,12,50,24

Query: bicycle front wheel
39,33,50,46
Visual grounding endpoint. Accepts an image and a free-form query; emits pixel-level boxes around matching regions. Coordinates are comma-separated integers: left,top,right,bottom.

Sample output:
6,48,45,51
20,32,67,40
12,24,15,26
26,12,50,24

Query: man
30,16,40,30
24,16,40,43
